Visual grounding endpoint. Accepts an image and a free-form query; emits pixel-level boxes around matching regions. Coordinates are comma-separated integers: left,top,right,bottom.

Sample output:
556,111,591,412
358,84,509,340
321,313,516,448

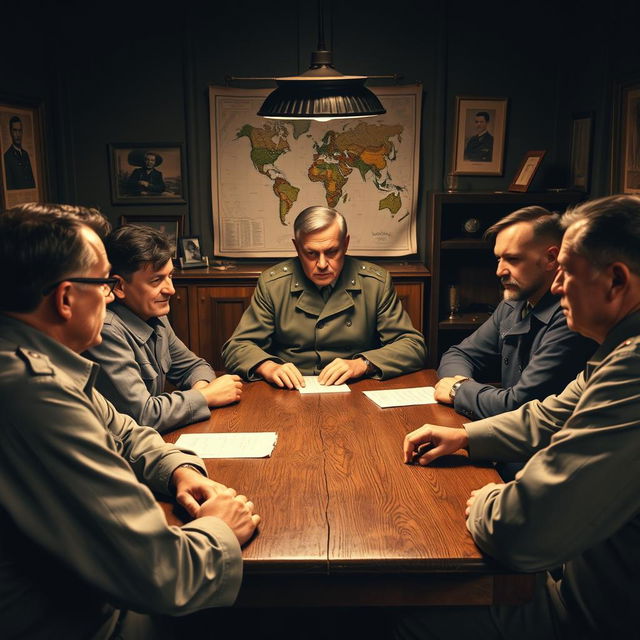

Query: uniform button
346,320,352,327
269,271,275,275
283,266,288,271
504,357,509,365
29,351,41,358
294,281,299,287
351,279,355,285
361,265,366,270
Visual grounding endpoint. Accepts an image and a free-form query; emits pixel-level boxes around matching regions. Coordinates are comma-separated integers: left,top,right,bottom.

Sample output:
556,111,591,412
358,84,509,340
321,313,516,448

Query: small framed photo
508,150,546,192
109,143,186,204
0,96,47,209
611,79,640,194
452,96,508,176
119,214,184,258
569,112,594,192
178,236,208,269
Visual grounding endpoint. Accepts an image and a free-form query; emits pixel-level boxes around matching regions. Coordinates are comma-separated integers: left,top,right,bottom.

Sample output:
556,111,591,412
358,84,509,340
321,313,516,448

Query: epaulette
356,262,386,283
263,262,295,282
16,346,55,376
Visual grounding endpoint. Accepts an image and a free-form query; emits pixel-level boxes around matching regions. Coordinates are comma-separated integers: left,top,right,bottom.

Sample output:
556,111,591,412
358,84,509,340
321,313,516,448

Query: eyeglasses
42,277,118,297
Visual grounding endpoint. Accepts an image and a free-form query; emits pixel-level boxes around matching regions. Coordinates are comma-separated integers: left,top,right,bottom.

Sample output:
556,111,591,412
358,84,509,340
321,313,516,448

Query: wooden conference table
161,370,534,607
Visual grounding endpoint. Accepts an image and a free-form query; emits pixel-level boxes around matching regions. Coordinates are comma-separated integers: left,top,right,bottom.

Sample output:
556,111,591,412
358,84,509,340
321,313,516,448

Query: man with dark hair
3,115,36,189
0,204,259,638
222,205,427,389
436,206,596,423
127,151,165,195
87,224,242,433
464,111,493,162
401,194,640,639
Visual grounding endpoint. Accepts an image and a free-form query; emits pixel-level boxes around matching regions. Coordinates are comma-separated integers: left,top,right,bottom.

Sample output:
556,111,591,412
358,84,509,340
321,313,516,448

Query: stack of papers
297,376,351,394
363,386,437,408
175,432,278,458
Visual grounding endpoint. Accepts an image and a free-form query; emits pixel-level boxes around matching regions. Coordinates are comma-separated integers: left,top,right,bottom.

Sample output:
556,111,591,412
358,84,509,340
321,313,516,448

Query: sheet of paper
175,432,277,458
363,386,437,408
297,376,351,394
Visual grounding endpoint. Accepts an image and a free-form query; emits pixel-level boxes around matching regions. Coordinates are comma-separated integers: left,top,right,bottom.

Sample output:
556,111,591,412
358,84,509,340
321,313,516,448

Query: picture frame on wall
109,143,186,204
508,150,546,192
452,96,508,176
569,112,594,192
119,214,184,258
611,79,640,194
0,96,47,210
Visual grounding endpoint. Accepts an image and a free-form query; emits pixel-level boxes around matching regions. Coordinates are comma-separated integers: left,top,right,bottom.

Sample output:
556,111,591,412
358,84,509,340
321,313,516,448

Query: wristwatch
358,356,376,377
449,377,470,401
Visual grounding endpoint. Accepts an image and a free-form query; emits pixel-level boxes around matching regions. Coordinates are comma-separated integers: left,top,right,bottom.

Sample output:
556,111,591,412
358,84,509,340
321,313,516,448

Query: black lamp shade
258,76,385,120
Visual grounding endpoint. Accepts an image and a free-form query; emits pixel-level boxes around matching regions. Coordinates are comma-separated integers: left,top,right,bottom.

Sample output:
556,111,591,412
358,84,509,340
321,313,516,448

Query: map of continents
236,121,406,225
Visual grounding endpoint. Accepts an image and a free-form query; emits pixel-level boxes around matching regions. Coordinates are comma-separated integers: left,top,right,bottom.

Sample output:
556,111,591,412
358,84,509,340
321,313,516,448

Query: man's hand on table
403,424,469,465
171,465,229,516
465,483,504,518
193,375,243,407
255,360,305,389
197,488,261,546
318,357,368,386
434,375,470,405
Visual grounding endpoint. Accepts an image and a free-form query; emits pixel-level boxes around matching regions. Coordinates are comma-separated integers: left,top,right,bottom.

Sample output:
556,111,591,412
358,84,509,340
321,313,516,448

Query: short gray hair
293,206,348,241
561,195,640,275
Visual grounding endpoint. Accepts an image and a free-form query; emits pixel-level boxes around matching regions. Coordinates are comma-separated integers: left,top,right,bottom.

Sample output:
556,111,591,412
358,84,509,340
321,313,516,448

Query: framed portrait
508,150,546,192
611,79,640,194
0,96,47,209
109,143,186,204
119,214,184,258
178,235,208,269
452,96,508,176
569,112,594,192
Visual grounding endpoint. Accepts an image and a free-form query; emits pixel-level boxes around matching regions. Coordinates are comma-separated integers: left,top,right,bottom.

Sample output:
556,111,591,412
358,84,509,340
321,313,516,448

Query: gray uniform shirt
0,315,242,639
86,302,215,432
464,311,640,638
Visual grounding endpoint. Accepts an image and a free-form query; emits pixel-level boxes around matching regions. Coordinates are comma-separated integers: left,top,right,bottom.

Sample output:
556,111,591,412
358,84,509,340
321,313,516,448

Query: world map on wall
236,120,407,225
209,85,421,257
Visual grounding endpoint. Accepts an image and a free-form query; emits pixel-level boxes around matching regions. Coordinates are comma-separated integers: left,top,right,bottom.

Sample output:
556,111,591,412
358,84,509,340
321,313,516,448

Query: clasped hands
171,465,260,546
403,423,503,517
256,357,368,389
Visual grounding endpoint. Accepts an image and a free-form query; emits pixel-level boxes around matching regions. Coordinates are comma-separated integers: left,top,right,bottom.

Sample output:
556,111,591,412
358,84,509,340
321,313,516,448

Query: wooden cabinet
428,191,584,364
170,262,430,371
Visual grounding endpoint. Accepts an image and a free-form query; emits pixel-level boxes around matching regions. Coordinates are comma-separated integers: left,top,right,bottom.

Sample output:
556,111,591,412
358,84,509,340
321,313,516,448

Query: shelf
438,312,491,330
441,239,490,250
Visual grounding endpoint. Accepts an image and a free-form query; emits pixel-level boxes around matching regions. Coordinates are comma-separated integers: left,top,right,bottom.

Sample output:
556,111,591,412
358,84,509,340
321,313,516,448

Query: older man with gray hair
223,205,427,388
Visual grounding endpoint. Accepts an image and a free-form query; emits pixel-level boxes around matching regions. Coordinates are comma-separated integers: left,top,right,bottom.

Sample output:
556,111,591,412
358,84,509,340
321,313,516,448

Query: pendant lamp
257,2,386,121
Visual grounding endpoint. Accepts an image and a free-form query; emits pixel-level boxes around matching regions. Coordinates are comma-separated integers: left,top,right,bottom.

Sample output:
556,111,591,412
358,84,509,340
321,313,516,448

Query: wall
2,0,640,263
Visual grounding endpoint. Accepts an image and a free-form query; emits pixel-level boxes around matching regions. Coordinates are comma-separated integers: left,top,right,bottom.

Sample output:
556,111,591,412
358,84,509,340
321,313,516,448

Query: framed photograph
569,112,594,192
611,79,640,194
452,96,508,176
119,214,184,258
178,235,208,269
0,96,47,209
109,143,186,204
508,150,546,192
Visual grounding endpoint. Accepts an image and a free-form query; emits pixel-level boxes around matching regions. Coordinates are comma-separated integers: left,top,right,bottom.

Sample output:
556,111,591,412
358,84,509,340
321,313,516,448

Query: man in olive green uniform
0,205,259,639
222,206,427,389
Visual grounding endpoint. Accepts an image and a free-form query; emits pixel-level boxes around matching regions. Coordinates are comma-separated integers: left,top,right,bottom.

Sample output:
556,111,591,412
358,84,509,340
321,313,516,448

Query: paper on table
297,376,351,394
175,432,277,458
363,387,436,408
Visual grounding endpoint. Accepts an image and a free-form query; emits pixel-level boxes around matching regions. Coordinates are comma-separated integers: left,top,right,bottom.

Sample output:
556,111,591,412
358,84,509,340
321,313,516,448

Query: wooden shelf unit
428,191,585,365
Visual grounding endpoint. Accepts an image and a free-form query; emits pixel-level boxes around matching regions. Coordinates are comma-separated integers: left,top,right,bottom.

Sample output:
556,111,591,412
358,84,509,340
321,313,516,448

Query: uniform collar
291,256,361,319
503,290,560,336
109,301,159,344
585,310,640,379
0,313,98,392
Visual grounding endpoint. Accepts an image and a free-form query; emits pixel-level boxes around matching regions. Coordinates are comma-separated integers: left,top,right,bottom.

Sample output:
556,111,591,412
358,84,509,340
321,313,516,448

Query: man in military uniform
222,206,427,389
0,205,259,638
3,115,36,189
400,195,640,639
463,111,494,162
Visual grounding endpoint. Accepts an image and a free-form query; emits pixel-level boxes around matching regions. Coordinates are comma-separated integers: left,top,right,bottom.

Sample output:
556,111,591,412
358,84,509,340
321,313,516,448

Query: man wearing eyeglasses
86,224,242,433
0,204,259,638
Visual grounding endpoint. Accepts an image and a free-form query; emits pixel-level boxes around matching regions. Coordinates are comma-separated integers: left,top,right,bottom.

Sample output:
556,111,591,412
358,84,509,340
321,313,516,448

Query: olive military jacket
0,314,242,639
222,256,427,380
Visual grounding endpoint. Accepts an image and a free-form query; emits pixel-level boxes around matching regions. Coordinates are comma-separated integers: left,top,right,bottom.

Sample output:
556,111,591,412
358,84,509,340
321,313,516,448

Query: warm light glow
263,114,378,122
